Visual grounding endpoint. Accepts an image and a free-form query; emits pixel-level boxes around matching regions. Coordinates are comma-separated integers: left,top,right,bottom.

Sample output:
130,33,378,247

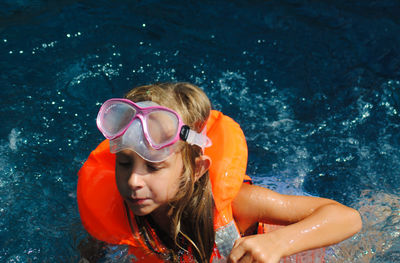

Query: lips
127,197,149,205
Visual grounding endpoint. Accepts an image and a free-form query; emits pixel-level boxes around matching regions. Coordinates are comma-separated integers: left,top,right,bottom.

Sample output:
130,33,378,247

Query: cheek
152,173,181,200
115,168,128,194
166,176,181,197
166,160,184,197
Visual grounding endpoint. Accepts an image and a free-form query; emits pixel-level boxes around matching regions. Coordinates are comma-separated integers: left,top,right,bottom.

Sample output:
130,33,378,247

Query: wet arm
230,183,362,262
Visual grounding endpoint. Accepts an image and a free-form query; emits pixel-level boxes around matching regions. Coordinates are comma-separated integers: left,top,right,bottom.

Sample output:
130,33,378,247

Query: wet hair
124,82,214,262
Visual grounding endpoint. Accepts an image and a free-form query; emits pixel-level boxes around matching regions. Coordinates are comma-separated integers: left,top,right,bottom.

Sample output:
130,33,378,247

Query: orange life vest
77,110,248,262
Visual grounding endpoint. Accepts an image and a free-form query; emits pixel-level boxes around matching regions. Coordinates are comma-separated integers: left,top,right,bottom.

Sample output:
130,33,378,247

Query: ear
194,155,211,182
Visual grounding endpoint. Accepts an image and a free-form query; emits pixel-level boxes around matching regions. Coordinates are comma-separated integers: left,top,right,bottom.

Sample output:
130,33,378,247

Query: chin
128,204,155,216
132,211,150,216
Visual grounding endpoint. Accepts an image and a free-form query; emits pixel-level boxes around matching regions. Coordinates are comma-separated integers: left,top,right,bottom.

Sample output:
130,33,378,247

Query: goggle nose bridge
127,111,160,150
127,109,181,150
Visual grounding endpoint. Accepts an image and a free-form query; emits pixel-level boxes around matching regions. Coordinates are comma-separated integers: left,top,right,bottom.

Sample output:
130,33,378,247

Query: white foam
8,128,21,151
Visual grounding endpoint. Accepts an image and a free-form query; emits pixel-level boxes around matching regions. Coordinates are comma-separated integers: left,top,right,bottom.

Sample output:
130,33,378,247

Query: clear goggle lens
145,110,179,147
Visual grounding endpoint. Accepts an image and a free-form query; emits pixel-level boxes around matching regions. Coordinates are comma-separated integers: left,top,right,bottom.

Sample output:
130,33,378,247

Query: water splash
325,190,400,262
8,128,21,151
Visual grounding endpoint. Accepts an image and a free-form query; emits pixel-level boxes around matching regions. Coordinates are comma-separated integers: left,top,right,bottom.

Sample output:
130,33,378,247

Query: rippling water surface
1,1,399,262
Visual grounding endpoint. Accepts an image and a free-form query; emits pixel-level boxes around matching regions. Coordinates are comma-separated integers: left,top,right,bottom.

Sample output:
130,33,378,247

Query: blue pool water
1,0,400,262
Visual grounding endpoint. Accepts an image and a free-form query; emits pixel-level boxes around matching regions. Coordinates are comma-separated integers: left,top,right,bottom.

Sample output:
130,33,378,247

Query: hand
228,233,284,263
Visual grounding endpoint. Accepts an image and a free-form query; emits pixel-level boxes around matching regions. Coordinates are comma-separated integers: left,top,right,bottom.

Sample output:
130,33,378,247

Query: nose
127,168,146,191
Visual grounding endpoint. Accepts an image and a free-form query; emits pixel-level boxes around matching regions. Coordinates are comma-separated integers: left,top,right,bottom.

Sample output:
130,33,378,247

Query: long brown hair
124,82,214,262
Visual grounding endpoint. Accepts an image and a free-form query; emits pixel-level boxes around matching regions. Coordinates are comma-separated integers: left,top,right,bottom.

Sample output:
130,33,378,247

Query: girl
78,82,362,262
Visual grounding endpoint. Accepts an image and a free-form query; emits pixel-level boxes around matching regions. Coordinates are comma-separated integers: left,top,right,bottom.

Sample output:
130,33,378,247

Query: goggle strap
186,129,212,149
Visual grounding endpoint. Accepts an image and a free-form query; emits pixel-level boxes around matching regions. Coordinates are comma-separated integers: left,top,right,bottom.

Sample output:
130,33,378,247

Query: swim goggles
96,98,211,162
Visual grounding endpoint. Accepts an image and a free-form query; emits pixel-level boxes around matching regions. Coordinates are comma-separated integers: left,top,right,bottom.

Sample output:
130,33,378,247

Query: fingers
238,253,254,263
228,236,280,263
229,238,254,263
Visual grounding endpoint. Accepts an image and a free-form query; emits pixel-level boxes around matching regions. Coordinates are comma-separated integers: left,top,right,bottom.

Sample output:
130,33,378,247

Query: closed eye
117,160,132,167
146,164,160,172
146,162,164,172
116,153,133,168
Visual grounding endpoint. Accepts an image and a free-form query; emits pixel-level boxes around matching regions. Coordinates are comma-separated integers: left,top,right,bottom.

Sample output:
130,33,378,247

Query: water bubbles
347,138,359,145
357,99,373,121
66,32,81,38
137,66,144,73
335,154,355,163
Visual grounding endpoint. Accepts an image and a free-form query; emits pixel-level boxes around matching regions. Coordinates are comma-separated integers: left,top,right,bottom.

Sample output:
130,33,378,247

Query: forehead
116,149,183,164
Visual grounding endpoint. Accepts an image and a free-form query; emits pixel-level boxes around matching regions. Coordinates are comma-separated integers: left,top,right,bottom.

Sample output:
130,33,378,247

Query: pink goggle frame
96,98,210,150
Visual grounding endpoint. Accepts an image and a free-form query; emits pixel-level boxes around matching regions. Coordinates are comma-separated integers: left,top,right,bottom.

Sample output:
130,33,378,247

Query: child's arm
229,183,362,263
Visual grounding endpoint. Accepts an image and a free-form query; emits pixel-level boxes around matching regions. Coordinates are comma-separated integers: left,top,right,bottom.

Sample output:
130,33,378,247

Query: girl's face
115,149,183,217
